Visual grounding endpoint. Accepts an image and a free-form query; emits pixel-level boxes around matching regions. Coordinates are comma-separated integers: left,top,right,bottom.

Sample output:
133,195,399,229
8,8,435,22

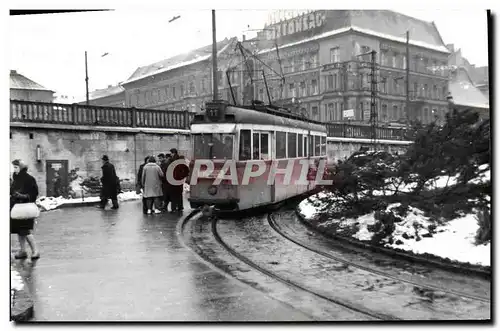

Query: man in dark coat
168,148,189,214
137,156,149,214
99,155,119,209
157,153,170,211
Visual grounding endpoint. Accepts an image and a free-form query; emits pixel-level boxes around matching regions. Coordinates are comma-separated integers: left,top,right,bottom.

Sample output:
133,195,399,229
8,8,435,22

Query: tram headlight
207,185,218,196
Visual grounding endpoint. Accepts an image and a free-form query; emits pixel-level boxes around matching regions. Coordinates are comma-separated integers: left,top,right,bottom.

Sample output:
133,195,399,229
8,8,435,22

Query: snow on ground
11,267,24,306
36,191,142,211
298,194,491,267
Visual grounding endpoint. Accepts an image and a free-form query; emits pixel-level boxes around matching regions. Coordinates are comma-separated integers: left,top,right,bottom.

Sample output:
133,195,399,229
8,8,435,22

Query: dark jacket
137,163,146,189
172,155,190,184
101,161,118,198
10,169,39,208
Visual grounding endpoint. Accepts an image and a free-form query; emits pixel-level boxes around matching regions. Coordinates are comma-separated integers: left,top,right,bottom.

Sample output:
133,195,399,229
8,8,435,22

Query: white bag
10,203,40,220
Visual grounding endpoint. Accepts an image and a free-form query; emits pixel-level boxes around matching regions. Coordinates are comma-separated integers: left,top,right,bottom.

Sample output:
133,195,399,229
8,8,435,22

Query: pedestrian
10,159,40,260
99,155,119,209
157,153,170,211
141,156,164,214
136,156,149,214
168,148,190,214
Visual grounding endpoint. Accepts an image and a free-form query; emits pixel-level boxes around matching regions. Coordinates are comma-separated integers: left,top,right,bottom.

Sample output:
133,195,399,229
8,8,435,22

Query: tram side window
253,132,260,160
309,135,314,157
304,136,308,157
315,135,321,156
239,130,251,160
297,134,303,157
276,131,287,159
321,136,326,155
287,132,297,158
260,133,270,160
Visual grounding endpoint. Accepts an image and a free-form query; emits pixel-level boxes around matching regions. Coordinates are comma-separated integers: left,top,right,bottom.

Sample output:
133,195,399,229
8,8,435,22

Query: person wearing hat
10,159,40,259
99,155,119,209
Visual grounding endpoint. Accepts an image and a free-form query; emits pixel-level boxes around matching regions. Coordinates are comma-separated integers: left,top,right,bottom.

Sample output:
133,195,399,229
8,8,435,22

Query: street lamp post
85,51,89,105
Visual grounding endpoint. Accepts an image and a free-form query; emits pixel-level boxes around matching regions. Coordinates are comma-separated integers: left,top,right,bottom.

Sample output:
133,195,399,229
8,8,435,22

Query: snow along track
213,214,489,320
268,212,490,304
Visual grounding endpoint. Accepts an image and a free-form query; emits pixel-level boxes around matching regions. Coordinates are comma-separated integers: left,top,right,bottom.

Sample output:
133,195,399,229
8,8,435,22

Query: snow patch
36,191,142,211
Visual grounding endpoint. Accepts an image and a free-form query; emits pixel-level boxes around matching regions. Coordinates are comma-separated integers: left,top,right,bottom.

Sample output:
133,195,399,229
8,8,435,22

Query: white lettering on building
265,11,327,40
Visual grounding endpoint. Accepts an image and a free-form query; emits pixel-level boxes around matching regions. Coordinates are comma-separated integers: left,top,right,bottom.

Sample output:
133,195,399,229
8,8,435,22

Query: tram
188,100,328,211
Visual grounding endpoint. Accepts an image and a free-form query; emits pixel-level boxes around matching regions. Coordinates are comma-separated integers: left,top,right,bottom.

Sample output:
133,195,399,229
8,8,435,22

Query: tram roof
192,104,327,133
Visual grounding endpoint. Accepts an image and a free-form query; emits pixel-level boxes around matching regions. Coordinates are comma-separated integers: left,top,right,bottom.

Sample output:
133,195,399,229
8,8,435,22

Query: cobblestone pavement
214,214,490,320
10,198,312,321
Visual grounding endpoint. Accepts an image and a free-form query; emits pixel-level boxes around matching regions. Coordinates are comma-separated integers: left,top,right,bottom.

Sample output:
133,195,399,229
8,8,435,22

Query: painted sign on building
262,11,327,41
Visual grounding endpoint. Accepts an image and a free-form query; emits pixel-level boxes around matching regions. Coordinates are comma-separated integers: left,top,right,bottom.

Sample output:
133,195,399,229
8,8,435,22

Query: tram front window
193,133,234,159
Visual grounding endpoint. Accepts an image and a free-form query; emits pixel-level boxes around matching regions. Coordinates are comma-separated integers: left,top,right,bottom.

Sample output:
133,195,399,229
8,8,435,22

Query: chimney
446,44,455,52
108,85,112,88
242,34,246,41
10,70,17,75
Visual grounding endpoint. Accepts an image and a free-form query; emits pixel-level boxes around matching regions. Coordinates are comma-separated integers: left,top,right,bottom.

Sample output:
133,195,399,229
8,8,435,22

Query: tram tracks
268,211,491,304
179,209,490,321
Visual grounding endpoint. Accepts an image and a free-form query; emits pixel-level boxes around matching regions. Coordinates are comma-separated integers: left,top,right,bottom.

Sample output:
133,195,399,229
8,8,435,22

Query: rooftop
449,67,489,109
89,85,125,100
124,37,236,85
259,10,449,54
10,70,54,92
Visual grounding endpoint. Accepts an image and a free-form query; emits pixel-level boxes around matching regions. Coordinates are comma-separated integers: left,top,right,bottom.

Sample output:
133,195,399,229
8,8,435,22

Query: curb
10,264,34,322
295,209,491,280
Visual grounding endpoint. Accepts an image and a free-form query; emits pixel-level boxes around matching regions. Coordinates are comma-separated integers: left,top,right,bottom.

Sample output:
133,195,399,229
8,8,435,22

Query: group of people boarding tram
136,148,190,215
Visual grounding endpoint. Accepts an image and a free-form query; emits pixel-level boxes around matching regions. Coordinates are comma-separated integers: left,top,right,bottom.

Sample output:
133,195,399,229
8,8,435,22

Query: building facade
121,37,248,113
10,70,55,102
253,10,451,125
82,85,126,107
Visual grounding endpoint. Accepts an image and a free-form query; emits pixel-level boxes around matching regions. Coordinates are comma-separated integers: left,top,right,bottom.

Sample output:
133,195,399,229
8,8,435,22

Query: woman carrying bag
10,159,40,260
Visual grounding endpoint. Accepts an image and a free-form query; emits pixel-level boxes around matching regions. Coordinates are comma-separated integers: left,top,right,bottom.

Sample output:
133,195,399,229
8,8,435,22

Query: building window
311,79,318,95
442,86,447,100
328,103,334,122
172,86,176,99
380,50,388,66
422,58,429,73
201,79,206,94
380,77,386,93
423,84,428,98
392,105,398,121
393,79,398,95
312,106,319,120
258,88,264,101
311,52,318,68
381,104,388,122
392,52,398,68
402,106,407,120
289,83,296,98
402,55,407,69
330,47,340,63
189,82,195,95
300,81,307,97
432,85,437,99
327,75,333,90
413,82,418,98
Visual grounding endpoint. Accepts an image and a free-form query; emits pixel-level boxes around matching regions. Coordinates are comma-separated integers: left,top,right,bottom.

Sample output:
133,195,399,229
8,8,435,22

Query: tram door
270,131,276,203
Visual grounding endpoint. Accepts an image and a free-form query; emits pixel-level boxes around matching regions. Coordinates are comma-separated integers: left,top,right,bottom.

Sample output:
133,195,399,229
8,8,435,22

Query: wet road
10,198,311,321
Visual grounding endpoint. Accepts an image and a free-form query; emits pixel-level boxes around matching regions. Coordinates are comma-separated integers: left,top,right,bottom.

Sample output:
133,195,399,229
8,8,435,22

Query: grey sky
8,8,489,101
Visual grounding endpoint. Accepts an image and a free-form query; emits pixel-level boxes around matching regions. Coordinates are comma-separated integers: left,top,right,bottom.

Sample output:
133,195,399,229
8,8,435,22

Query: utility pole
370,50,378,151
85,51,89,105
212,10,218,101
405,30,410,123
